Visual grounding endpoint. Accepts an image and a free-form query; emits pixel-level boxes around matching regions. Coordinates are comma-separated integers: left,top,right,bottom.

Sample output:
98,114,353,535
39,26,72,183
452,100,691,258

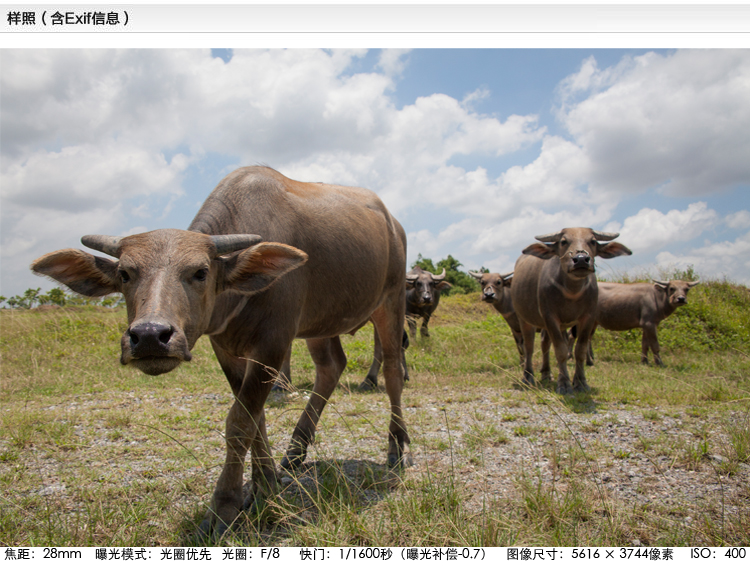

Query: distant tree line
0,287,124,309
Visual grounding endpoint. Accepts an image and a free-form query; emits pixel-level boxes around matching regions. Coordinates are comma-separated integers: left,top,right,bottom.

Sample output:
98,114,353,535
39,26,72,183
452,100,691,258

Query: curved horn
81,235,122,257
688,279,701,287
431,268,447,281
501,272,514,281
592,230,620,241
468,270,482,281
534,231,562,243
211,234,263,256
652,279,669,288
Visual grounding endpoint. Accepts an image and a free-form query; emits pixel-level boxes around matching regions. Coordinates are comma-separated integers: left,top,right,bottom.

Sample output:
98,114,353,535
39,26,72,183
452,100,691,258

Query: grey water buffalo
587,279,701,366
405,266,452,341
31,166,409,537
511,228,632,394
469,271,524,361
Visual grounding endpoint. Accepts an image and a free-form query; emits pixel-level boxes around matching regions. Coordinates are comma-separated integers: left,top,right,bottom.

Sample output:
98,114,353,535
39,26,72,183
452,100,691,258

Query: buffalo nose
572,254,592,268
129,321,174,355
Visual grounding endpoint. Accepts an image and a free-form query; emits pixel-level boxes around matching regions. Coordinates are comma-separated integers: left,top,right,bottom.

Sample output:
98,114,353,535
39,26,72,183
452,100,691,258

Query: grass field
1,279,749,547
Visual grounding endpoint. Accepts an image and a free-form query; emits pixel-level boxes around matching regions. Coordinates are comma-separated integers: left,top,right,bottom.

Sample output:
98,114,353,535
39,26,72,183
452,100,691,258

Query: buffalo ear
221,243,307,295
597,241,632,259
31,249,121,297
436,281,452,291
522,242,557,259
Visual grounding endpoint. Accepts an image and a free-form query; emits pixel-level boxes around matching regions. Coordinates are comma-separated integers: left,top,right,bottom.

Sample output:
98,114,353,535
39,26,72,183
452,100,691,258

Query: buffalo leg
570,321,594,393
406,315,418,342
281,336,346,470
520,322,536,386
271,345,293,392
420,314,431,338
642,323,663,366
586,326,596,366
511,328,525,364
201,350,282,538
371,304,410,468
546,324,573,395
362,327,410,391
540,329,552,382
360,324,383,390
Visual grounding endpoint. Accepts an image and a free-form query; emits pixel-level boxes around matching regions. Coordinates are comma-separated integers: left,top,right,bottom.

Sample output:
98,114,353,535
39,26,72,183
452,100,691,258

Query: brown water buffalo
405,266,452,341
470,270,574,365
469,271,524,361
587,279,701,366
511,228,632,394
31,166,409,538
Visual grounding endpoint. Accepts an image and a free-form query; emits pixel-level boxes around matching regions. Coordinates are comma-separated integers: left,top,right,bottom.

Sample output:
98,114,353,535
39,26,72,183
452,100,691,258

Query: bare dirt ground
7,380,748,545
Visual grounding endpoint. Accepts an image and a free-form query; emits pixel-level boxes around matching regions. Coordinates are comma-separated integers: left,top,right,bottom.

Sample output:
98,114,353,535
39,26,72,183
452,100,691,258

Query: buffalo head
653,279,701,306
31,229,307,376
469,271,512,303
522,227,632,278
406,266,452,307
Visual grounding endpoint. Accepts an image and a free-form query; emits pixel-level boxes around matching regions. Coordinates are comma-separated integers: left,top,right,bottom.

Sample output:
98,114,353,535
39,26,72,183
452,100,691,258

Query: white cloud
557,50,750,197
2,49,749,297
655,230,750,284
616,202,719,254
726,210,750,230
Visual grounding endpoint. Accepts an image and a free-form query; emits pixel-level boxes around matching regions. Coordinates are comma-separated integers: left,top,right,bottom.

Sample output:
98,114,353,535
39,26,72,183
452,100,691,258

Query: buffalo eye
193,268,208,282
118,269,130,283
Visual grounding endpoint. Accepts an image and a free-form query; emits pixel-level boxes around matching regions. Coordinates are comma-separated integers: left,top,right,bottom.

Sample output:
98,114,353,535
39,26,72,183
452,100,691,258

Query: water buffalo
31,166,410,537
511,228,632,394
470,270,574,365
469,271,524,361
405,266,452,341
586,279,701,366
355,266,451,390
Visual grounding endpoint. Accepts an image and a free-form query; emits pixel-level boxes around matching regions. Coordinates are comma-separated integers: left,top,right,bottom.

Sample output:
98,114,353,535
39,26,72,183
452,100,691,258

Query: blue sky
2,48,749,298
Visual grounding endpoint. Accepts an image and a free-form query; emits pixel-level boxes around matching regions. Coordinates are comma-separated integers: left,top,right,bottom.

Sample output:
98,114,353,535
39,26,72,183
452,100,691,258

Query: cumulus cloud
726,210,750,230
655,230,750,284
2,48,749,296
557,50,750,197
615,202,719,254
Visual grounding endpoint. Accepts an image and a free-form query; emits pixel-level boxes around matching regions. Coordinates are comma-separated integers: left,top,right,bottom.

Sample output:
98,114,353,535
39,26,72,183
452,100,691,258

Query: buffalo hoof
572,381,591,394
358,379,377,392
556,382,572,395
521,373,535,387
387,451,413,469
281,448,307,471
197,514,232,542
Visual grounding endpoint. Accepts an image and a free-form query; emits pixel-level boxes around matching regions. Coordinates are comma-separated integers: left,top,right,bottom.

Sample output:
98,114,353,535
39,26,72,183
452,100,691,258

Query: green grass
1,278,749,546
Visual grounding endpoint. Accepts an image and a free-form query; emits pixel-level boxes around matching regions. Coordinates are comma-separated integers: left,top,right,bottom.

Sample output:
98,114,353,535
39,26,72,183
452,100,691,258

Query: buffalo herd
30,167,700,536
